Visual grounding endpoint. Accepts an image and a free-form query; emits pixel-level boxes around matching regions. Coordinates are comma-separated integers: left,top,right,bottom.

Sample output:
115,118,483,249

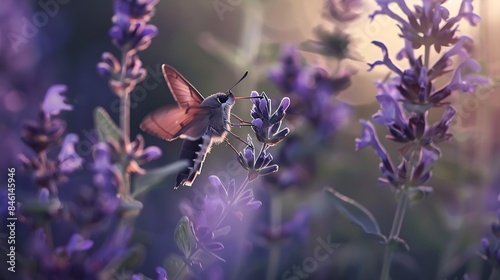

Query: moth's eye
217,95,229,103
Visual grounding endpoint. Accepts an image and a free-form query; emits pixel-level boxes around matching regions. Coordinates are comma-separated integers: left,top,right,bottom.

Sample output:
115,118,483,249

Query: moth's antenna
227,71,248,93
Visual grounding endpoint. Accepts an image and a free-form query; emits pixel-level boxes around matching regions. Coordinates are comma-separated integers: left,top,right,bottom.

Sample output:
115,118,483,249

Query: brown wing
140,106,212,141
162,64,205,108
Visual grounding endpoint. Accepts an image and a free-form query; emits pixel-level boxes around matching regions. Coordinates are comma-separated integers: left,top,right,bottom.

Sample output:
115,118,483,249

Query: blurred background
1,0,500,279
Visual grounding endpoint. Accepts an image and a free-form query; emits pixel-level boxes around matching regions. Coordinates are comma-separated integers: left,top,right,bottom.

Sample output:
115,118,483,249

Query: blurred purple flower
109,134,162,174
41,84,73,116
58,133,84,173
324,0,364,22
21,110,65,154
114,0,159,22
301,27,353,60
260,206,312,241
268,44,303,93
109,18,158,54
155,267,168,280
268,47,354,142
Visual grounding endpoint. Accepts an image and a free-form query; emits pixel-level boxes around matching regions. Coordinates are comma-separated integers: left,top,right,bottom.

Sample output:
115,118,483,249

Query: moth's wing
140,106,212,141
162,64,205,108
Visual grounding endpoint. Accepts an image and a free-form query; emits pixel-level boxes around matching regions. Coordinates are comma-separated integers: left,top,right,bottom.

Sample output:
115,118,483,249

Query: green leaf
325,187,385,240
408,186,433,202
174,216,198,259
132,160,189,198
164,254,187,280
94,107,121,143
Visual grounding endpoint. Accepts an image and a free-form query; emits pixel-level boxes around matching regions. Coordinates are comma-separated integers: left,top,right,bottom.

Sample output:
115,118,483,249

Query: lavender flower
109,134,162,174
250,91,290,146
30,229,95,278
369,38,489,114
41,85,73,116
480,196,500,270
324,0,364,22
301,27,353,60
114,0,159,22
268,46,354,141
98,0,159,98
370,0,480,52
268,45,303,94
237,135,279,182
58,134,84,173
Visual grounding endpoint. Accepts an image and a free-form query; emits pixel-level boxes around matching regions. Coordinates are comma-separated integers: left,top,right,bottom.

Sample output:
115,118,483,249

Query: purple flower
114,0,159,22
372,94,406,127
268,44,303,93
296,65,352,99
250,91,290,146
260,207,312,241
21,110,65,153
324,0,364,23
58,133,84,173
63,234,94,255
237,135,279,182
109,18,158,53
355,120,388,161
109,134,162,174
370,0,480,52
41,84,73,116
301,27,353,60
369,38,488,114
155,267,168,280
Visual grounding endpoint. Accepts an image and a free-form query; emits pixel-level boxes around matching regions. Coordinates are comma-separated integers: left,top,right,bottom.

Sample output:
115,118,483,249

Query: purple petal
65,234,94,254
58,134,84,173
355,120,389,161
156,267,168,280
42,84,73,116
372,95,405,126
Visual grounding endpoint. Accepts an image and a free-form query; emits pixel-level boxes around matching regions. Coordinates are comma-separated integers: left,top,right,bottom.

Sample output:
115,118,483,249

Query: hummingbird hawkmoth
140,64,252,189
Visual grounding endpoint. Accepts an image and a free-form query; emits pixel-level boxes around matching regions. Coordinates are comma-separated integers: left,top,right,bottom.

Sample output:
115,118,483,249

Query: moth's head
217,91,235,106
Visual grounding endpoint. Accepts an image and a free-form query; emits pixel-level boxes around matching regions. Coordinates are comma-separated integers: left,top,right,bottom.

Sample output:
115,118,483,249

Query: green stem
172,248,201,280
266,193,283,280
424,44,431,69
119,50,131,195
379,191,409,280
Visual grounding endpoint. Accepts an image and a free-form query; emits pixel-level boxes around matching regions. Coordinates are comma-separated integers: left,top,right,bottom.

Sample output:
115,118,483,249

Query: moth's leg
225,120,252,128
230,113,253,125
224,138,240,156
224,128,252,147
